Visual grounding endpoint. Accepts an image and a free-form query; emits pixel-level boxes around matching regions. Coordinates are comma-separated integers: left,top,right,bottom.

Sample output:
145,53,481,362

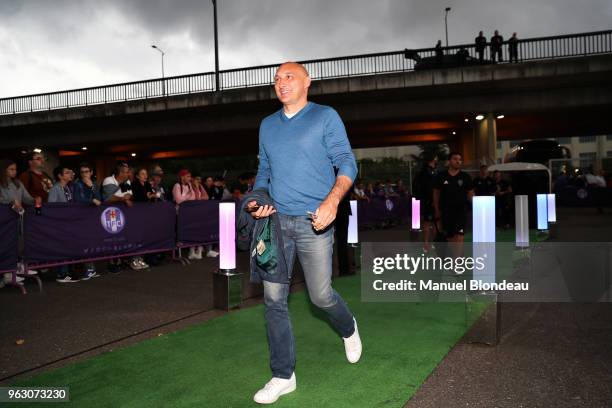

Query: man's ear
304,76,312,90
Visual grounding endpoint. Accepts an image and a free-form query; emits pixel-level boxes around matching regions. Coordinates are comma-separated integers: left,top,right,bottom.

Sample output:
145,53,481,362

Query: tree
410,143,449,163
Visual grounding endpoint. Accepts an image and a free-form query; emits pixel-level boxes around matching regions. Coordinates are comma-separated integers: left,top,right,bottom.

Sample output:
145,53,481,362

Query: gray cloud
0,0,610,98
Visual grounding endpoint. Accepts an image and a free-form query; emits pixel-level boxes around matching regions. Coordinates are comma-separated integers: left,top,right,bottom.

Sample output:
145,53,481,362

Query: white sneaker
18,269,38,276
137,259,149,269
56,275,79,283
188,247,198,260
253,373,296,404
3,273,25,284
206,249,219,258
129,259,143,270
194,247,203,260
343,318,362,363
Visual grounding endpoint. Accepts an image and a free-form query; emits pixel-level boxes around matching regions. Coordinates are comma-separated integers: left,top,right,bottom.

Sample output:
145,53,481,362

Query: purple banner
23,202,176,264
176,200,219,246
0,205,18,272
358,195,411,226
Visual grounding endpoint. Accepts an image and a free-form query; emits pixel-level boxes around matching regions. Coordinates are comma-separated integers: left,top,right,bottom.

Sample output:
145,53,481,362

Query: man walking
432,152,474,260
249,62,362,404
412,154,437,252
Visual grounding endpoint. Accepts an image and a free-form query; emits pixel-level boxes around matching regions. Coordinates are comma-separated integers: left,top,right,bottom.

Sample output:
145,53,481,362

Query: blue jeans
263,214,355,379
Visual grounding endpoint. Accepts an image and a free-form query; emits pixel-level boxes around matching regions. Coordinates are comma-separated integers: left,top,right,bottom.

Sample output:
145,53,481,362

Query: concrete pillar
450,128,475,167
476,113,497,165
94,156,117,183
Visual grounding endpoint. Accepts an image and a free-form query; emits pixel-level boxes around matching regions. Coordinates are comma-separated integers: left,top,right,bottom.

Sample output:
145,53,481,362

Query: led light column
472,196,496,284
547,193,556,223
219,202,236,271
515,195,529,248
536,194,548,231
348,200,358,245
411,197,421,231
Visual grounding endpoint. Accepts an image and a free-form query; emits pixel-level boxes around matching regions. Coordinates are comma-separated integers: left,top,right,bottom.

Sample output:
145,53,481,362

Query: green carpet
9,275,468,408
9,229,543,407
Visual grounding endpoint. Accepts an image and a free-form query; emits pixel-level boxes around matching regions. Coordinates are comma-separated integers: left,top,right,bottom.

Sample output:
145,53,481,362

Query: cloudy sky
1,0,610,98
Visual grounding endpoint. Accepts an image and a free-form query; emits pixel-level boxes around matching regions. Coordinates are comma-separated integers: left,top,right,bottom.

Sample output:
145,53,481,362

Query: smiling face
274,62,311,111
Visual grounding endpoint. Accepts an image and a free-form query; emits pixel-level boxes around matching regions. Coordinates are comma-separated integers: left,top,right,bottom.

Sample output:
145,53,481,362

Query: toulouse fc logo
101,207,126,234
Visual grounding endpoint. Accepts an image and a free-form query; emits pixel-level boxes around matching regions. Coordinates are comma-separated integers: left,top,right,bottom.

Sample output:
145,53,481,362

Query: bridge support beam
475,113,497,165
449,129,475,166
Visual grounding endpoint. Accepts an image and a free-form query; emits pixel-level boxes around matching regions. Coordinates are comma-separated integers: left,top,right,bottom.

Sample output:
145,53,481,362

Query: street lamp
151,45,166,96
212,0,220,92
444,7,451,47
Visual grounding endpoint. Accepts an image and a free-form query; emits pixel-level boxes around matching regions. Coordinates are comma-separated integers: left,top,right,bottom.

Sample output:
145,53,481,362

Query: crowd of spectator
433,30,521,65
0,152,254,287
350,178,409,202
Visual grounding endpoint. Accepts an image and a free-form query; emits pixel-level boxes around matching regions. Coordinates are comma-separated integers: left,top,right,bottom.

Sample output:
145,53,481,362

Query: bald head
274,62,311,113
276,62,309,78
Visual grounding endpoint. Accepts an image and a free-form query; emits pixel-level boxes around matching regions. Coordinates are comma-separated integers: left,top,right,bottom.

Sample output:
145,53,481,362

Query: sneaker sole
254,384,296,404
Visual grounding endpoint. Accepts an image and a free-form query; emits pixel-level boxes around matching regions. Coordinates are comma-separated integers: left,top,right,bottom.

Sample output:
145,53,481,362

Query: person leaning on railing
0,158,38,287
73,163,102,206
48,165,82,283
102,163,149,272
0,158,35,210
132,168,156,202
72,163,102,280
149,165,167,201
192,174,219,258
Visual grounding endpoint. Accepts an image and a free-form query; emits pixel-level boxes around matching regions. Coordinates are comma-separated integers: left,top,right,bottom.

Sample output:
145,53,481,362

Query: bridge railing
1,30,610,115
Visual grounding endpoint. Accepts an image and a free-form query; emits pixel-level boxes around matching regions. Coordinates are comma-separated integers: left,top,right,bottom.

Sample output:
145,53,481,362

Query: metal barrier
1,30,610,115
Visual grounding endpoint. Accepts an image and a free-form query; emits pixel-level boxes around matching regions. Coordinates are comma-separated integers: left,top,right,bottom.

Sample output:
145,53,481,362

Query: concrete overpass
1,30,611,169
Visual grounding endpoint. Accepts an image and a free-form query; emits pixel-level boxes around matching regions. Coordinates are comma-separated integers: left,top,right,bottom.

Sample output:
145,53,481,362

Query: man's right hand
247,200,276,219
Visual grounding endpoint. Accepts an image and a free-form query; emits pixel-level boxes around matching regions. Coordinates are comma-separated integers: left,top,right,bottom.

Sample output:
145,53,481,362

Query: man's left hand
313,199,337,231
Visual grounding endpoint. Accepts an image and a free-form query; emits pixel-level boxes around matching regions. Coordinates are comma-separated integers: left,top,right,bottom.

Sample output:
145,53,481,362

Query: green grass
9,275,468,408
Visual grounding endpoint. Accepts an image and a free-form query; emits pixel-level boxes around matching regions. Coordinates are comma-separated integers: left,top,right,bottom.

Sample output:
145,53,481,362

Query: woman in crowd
192,174,209,201
0,158,35,210
204,176,221,200
192,175,218,258
132,168,156,202
73,163,102,279
73,163,101,206
0,159,36,287
173,169,195,204
173,169,199,259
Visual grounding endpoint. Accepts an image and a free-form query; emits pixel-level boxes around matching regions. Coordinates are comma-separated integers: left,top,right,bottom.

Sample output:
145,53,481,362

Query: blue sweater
253,102,357,216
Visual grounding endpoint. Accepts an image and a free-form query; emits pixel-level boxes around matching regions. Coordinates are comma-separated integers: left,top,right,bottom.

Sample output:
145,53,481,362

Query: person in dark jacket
473,165,496,196
508,32,519,63
434,39,443,63
490,30,504,62
413,154,437,252
73,163,102,206
475,31,487,62
73,163,102,279
132,168,156,202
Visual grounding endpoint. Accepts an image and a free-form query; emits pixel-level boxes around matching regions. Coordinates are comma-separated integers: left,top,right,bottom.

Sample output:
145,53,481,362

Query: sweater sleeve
323,109,357,182
253,126,271,191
